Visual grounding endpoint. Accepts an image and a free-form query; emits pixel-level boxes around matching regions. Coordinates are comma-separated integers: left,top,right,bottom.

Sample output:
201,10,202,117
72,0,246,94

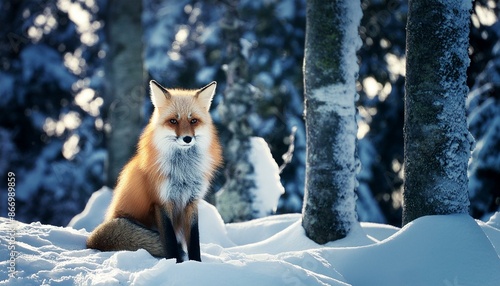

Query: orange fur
106,104,222,227
105,123,164,227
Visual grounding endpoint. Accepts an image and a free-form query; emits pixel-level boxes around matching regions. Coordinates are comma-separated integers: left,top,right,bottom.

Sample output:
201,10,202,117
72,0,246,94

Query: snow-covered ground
1,187,500,286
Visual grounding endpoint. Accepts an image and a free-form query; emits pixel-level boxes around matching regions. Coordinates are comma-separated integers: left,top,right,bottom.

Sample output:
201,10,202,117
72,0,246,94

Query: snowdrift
1,188,500,285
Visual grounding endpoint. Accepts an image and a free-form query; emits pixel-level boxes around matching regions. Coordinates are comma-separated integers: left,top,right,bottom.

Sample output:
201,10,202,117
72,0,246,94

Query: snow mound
486,211,500,229
67,186,113,232
478,212,500,256
326,214,500,286
249,137,286,217
1,188,499,285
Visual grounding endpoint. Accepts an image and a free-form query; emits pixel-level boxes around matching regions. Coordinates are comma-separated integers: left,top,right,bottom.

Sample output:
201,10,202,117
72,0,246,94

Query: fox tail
86,218,165,257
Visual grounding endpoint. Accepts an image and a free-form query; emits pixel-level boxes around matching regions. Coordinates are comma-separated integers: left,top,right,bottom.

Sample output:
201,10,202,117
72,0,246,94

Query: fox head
149,80,217,150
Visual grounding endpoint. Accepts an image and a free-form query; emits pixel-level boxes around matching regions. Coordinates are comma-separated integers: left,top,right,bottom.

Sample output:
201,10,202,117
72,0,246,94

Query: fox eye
190,119,198,124
169,119,178,125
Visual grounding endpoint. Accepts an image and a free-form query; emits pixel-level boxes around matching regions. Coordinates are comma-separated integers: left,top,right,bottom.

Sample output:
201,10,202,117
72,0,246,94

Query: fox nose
182,136,192,144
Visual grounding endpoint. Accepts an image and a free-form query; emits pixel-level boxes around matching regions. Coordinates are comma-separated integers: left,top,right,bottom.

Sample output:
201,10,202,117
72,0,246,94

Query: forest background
1,0,499,228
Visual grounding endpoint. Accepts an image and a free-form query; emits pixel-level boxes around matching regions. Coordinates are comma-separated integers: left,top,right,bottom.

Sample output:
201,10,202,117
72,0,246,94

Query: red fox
86,80,223,262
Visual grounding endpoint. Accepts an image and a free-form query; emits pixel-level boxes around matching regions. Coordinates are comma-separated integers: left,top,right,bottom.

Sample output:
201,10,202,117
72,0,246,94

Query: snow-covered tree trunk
216,0,259,222
402,0,473,225
301,0,362,244
105,0,145,187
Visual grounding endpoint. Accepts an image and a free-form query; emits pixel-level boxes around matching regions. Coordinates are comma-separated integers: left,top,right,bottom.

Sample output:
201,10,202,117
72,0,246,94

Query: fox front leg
186,203,201,262
155,204,183,263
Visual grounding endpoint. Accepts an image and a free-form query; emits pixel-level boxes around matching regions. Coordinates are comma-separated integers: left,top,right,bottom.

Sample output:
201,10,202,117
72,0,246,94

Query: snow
342,1,363,85
248,137,285,217
20,44,76,91
2,188,500,286
67,187,113,232
434,0,472,179
275,0,295,21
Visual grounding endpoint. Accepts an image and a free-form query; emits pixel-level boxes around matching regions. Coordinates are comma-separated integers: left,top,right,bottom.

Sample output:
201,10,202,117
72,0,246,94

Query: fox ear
196,81,217,111
150,80,171,108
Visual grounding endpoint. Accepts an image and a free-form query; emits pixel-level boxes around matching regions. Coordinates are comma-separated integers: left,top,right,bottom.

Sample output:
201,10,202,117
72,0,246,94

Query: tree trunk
402,0,473,225
105,0,145,188
301,0,362,244
215,0,258,222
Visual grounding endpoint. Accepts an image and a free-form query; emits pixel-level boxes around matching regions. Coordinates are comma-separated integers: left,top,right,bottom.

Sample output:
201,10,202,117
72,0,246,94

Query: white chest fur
156,146,210,207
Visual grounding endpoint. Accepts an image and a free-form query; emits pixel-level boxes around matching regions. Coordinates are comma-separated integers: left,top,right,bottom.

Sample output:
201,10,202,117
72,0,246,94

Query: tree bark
301,0,362,244
105,0,145,187
402,0,473,225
